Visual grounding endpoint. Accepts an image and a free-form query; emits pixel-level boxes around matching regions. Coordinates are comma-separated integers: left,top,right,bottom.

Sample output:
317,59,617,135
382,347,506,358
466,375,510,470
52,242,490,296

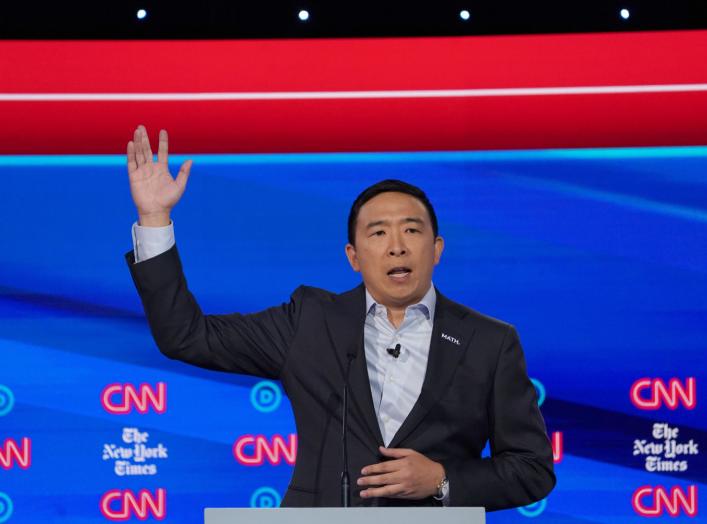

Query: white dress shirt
364,286,435,446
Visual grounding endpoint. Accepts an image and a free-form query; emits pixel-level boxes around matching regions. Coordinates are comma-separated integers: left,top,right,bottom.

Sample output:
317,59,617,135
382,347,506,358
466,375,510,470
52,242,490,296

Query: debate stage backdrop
1,31,706,523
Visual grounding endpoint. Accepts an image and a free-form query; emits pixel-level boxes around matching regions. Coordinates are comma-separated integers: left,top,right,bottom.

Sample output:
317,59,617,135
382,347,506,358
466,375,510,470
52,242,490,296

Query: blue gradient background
1,147,706,523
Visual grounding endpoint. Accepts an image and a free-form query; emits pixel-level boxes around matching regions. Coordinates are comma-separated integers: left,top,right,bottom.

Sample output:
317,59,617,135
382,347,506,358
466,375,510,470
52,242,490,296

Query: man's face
345,191,444,309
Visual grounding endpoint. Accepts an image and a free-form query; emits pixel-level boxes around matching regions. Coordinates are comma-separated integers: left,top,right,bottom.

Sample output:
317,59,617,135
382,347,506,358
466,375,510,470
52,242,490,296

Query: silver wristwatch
433,476,449,500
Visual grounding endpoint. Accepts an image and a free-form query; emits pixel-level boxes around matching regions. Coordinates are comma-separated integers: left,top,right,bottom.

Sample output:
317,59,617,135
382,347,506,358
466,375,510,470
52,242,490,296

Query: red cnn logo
233,434,297,466
630,378,696,410
100,488,166,521
0,437,31,469
551,431,563,464
101,383,167,414
632,485,698,517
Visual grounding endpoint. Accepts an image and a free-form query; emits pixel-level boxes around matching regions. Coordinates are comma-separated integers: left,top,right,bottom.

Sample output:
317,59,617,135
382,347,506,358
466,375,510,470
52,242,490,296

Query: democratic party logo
0,438,31,470
233,434,297,466
100,488,166,521
630,378,696,410
250,381,282,413
0,386,14,417
0,492,13,523
632,485,698,517
101,383,167,414
518,499,547,518
250,487,281,507
531,378,546,407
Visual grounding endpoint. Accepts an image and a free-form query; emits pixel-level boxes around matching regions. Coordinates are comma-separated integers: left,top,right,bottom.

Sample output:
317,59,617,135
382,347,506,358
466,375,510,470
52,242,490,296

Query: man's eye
371,230,385,237
406,228,420,233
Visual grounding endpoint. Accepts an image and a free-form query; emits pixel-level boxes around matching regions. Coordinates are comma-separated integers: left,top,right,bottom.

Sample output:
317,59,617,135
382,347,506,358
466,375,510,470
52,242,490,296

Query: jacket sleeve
443,325,556,510
126,244,304,379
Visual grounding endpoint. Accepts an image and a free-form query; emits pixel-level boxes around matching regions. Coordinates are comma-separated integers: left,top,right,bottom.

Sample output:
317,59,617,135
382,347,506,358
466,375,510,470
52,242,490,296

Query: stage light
459,10,471,21
298,10,310,22
620,8,630,20
136,9,147,20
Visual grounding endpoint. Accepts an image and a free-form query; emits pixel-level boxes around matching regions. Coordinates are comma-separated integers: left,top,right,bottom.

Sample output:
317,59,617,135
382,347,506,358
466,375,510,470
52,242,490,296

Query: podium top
205,507,485,524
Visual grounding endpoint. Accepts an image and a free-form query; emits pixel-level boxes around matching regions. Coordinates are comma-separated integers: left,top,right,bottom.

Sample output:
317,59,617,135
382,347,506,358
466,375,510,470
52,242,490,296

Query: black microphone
386,343,401,359
341,351,356,507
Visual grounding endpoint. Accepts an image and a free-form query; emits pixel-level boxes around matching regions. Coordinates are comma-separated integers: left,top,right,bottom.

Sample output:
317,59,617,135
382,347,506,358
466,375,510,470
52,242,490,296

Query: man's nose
388,233,407,256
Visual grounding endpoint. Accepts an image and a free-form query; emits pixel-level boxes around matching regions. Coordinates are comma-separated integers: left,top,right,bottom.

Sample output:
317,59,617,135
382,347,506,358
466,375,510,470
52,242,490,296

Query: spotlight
620,8,630,20
298,10,310,22
136,9,147,20
459,10,471,21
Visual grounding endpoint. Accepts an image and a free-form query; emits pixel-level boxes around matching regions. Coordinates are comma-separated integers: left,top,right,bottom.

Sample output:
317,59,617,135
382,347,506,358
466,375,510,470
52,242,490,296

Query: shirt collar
365,283,436,321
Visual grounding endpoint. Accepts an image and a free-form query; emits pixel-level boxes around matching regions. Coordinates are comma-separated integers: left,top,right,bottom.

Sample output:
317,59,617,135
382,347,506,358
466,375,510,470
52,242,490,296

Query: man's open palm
127,125,192,225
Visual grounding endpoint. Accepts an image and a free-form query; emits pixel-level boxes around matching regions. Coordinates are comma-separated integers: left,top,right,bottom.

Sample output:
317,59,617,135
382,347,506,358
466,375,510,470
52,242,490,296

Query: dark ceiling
2,0,707,39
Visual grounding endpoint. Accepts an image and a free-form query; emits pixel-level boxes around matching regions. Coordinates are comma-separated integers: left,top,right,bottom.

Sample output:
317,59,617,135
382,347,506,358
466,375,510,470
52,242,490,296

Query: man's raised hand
127,125,192,227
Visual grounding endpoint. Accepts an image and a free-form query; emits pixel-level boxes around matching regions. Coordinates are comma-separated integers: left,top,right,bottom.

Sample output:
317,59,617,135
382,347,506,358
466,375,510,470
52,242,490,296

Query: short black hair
347,179,439,245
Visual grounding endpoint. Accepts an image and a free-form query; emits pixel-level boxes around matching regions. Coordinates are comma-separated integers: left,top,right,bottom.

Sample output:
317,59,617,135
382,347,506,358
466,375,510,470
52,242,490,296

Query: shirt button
382,414,390,423
389,375,396,383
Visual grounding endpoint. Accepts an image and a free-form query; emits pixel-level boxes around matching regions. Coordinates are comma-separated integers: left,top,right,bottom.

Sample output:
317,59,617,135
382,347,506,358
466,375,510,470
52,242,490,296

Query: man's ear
433,236,444,266
345,243,361,272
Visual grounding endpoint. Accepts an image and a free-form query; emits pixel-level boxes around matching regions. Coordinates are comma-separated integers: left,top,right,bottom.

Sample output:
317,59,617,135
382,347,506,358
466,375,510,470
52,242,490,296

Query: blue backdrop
1,147,705,523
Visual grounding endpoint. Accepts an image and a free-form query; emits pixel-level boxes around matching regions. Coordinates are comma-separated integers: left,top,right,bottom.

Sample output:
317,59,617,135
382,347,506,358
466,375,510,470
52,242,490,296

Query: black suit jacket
126,245,555,510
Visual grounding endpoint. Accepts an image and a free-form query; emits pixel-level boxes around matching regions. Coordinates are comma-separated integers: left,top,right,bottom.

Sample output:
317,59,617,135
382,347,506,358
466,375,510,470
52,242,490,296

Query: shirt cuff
132,220,175,263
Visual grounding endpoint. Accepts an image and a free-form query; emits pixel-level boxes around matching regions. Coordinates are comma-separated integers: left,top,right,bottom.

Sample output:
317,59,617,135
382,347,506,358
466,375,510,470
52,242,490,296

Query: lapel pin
441,333,461,346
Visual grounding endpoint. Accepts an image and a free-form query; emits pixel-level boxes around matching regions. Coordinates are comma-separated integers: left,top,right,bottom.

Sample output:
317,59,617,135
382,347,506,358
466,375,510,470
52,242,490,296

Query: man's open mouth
387,267,412,279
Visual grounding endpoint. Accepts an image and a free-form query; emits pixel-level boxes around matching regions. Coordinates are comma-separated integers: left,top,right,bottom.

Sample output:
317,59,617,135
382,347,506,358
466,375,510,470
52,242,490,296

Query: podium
204,507,485,524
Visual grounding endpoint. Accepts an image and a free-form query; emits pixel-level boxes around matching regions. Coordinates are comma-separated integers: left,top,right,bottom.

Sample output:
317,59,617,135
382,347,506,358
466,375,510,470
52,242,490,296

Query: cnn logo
551,432,563,464
630,378,696,410
101,383,167,414
0,437,31,469
100,488,166,521
632,485,698,517
233,434,297,466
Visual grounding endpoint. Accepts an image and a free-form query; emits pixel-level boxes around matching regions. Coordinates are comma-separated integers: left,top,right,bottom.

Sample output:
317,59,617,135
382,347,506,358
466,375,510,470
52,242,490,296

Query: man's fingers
176,159,193,189
357,472,399,487
360,484,405,499
140,125,154,163
361,459,401,475
378,446,414,459
134,127,146,165
127,141,138,173
157,129,169,164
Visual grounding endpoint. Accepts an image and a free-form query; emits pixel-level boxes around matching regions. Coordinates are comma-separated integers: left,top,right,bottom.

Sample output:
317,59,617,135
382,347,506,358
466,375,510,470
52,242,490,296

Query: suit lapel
324,284,385,448
388,290,473,449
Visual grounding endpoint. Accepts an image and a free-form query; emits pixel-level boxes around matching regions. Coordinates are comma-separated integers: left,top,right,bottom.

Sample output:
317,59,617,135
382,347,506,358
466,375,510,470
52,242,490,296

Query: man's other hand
357,446,445,500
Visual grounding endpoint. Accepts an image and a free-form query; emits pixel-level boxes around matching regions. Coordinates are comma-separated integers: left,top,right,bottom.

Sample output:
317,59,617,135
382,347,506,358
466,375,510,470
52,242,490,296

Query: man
125,125,555,509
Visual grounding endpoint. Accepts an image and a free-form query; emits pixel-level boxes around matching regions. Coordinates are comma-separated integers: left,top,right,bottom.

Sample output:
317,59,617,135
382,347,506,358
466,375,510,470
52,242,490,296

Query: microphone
386,343,401,359
341,351,356,507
